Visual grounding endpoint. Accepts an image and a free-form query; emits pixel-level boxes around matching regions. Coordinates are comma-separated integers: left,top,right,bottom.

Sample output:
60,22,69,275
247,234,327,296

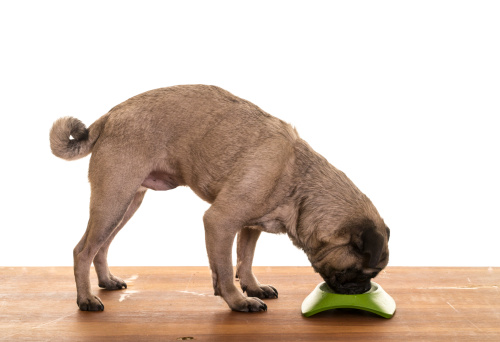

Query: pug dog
50,85,390,312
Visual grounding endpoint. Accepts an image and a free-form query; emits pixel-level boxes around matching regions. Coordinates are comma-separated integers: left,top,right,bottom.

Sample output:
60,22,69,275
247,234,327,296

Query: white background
1,1,499,267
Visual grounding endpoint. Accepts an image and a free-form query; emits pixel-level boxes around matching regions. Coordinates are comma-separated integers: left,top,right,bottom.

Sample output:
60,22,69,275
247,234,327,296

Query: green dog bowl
301,281,396,318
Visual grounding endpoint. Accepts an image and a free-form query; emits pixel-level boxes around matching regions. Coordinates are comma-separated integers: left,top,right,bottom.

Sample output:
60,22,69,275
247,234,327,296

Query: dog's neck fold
281,140,378,256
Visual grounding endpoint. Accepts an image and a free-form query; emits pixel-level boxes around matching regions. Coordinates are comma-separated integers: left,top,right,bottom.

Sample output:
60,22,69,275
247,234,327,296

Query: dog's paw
242,284,278,299
230,297,267,312
77,295,104,311
98,275,127,290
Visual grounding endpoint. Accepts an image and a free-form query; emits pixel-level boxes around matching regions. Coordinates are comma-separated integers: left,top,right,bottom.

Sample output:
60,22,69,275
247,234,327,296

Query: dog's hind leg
236,227,278,299
73,164,147,311
93,188,147,290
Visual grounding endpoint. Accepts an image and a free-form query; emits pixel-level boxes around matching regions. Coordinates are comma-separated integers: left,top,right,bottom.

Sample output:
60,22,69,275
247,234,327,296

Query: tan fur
50,85,389,312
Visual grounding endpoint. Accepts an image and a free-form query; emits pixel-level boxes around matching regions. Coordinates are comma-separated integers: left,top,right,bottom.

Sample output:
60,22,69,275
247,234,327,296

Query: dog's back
51,85,299,203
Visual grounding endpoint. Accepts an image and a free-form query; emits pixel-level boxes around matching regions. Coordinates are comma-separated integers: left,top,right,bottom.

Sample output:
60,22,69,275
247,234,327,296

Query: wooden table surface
0,266,499,341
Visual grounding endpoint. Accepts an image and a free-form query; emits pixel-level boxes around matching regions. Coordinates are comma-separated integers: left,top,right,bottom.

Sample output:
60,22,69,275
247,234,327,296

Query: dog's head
307,218,390,294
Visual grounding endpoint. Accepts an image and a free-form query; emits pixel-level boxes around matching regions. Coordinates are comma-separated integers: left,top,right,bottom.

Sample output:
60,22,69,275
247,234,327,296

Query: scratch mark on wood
34,312,77,329
466,319,481,331
446,302,484,332
184,272,195,292
446,301,458,312
0,311,76,341
177,290,208,297
417,285,498,290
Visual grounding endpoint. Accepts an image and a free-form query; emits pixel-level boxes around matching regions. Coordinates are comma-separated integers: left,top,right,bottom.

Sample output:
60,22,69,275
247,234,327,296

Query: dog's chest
255,219,287,234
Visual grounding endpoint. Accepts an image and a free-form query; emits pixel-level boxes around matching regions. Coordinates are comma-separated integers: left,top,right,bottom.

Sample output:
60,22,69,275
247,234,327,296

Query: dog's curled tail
50,114,108,160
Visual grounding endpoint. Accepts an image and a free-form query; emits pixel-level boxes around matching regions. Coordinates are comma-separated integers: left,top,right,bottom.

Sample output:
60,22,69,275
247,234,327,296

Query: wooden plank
0,267,499,341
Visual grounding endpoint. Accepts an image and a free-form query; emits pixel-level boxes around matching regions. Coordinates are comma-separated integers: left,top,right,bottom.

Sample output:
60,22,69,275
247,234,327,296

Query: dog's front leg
236,228,278,299
203,209,267,312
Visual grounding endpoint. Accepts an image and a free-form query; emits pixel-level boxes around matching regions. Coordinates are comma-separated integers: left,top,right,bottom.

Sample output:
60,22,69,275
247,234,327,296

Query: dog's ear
347,219,385,268
361,226,385,268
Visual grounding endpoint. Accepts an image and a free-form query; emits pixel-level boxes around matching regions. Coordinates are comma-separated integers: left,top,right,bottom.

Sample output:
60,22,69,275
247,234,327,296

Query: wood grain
0,267,499,341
